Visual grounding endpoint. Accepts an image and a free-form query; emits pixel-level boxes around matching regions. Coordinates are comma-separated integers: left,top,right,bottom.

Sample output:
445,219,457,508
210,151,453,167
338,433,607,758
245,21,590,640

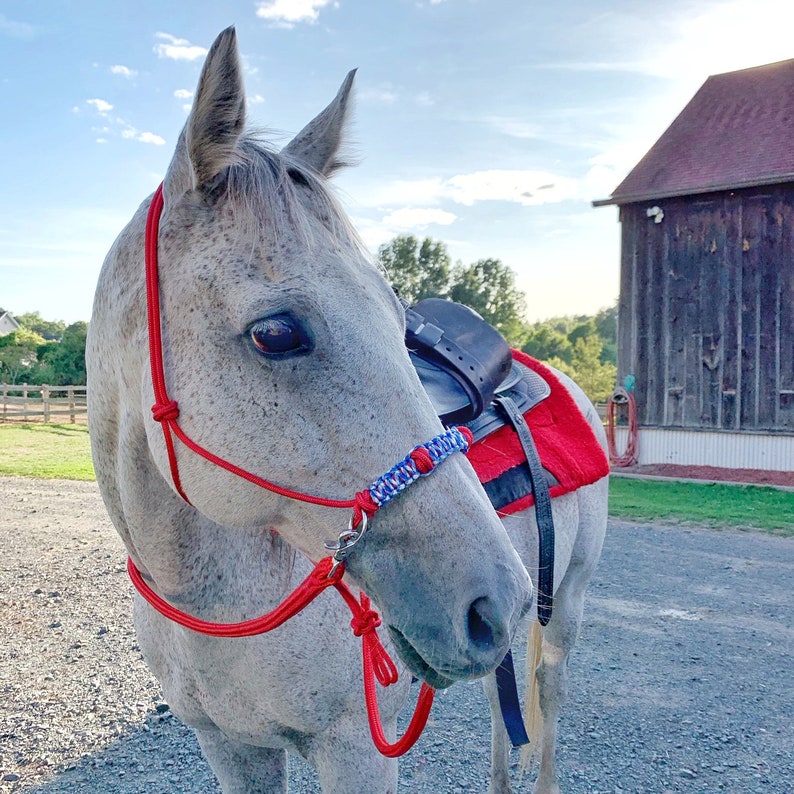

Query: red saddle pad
467,351,609,516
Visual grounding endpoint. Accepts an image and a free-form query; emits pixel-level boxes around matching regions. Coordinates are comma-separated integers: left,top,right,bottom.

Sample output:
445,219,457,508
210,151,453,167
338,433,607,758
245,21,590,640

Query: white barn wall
613,428,793,472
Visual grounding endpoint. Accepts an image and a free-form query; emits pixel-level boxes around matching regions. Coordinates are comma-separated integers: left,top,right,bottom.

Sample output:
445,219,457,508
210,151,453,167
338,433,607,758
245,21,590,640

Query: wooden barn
595,59,794,472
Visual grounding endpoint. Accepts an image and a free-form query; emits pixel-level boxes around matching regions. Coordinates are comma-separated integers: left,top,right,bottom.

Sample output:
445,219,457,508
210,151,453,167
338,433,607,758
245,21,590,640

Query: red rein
128,555,434,756
139,182,458,756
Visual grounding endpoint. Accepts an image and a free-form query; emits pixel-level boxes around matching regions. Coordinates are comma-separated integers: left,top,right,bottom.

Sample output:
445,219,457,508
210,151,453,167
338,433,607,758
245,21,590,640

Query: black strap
495,648,530,747
494,396,555,626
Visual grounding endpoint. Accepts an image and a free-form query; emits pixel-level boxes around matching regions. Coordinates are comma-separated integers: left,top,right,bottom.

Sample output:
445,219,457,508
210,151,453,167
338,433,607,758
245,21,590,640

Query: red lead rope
128,555,434,755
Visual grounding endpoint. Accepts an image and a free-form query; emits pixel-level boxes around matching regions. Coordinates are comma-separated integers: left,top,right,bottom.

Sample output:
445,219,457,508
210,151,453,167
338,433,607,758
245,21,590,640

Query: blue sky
2,0,793,324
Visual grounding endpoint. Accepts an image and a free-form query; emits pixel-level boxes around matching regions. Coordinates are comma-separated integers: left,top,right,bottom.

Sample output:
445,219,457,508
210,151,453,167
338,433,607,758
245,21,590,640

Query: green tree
521,325,574,364
15,311,66,341
377,235,451,304
37,322,88,385
547,335,617,403
594,304,617,365
0,328,47,384
448,258,527,344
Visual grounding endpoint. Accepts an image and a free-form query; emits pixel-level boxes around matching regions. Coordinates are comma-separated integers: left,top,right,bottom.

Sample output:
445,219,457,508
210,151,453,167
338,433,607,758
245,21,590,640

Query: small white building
0,311,20,336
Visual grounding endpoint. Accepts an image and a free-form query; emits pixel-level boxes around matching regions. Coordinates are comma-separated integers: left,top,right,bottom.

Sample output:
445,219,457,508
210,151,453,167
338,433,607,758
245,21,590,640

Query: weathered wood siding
617,185,794,432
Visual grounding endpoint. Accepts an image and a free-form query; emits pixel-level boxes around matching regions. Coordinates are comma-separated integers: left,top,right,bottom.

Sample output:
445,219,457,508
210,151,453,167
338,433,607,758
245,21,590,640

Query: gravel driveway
1,477,792,793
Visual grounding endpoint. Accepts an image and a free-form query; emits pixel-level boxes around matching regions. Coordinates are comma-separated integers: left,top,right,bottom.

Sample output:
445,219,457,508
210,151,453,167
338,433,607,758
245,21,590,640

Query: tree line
0,311,87,386
1,234,617,401
379,235,617,402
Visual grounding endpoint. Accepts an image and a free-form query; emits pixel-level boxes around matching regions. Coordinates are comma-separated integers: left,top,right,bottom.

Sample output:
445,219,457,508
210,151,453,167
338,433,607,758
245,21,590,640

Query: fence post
68,387,76,424
43,385,50,423
1,384,6,423
22,383,29,422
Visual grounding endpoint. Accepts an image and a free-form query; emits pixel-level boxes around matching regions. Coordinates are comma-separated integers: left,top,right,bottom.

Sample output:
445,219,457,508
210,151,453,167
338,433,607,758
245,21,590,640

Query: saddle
405,298,551,427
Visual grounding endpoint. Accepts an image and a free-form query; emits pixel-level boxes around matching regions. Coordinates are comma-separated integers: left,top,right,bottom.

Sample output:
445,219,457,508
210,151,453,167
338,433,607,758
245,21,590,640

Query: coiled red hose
606,387,639,467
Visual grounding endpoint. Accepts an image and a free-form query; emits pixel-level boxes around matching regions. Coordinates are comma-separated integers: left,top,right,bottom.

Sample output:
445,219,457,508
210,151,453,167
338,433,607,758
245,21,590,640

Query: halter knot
350,594,398,686
352,489,380,529
410,446,434,474
152,400,180,422
351,606,382,637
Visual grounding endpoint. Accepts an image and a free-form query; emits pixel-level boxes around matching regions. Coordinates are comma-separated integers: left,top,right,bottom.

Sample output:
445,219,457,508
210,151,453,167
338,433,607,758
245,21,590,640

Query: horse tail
519,618,544,769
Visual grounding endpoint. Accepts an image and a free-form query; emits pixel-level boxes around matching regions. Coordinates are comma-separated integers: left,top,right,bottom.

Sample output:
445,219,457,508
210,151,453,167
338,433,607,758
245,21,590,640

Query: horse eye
249,315,310,357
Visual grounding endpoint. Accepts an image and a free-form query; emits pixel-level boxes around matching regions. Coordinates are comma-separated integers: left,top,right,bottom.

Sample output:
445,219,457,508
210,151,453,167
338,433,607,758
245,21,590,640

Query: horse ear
282,70,356,176
165,26,246,197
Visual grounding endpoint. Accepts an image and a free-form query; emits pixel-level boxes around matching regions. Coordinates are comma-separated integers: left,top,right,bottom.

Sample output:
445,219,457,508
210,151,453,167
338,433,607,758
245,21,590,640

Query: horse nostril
467,597,496,650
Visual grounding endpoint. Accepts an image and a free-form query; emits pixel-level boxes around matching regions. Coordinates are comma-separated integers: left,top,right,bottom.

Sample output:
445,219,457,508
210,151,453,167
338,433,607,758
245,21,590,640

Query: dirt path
1,477,792,793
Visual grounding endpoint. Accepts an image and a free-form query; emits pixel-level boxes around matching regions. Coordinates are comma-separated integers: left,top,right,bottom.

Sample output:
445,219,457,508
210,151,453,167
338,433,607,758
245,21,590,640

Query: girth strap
495,648,531,747
494,395,555,626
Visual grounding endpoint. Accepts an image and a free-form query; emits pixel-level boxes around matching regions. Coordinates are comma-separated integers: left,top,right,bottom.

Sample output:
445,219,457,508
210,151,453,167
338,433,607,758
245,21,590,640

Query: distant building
0,311,20,336
595,59,794,471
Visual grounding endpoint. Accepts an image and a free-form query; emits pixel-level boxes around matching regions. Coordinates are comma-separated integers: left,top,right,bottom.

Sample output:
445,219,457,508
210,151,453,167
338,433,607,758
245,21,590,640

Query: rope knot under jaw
350,594,399,686
151,400,180,422
350,606,382,638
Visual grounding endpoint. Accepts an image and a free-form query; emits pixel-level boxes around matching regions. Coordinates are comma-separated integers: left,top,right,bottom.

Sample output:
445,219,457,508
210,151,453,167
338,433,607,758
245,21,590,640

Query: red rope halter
138,182,473,756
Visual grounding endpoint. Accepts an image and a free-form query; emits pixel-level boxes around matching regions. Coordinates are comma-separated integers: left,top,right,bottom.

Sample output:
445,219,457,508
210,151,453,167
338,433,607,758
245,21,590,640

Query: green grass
1,424,792,534
609,475,794,535
0,423,94,480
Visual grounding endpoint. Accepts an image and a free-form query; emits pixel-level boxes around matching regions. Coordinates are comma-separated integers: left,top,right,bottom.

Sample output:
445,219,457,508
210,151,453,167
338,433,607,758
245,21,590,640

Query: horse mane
218,134,370,264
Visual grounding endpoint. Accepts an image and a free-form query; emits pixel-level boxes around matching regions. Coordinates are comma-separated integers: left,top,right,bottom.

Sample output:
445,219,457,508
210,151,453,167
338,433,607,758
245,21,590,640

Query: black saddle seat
405,298,513,424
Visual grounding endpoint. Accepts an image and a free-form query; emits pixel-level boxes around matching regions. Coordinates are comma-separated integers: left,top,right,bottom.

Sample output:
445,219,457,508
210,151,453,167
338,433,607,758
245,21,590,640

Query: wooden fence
0,384,87,424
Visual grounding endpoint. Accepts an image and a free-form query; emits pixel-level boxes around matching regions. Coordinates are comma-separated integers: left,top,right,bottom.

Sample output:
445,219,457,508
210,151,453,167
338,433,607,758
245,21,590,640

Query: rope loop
365,633,400,686
152,400,180,422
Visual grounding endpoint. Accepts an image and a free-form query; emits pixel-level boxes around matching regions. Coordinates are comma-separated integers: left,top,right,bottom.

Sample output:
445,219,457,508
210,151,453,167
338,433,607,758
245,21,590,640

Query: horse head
90,27,532,689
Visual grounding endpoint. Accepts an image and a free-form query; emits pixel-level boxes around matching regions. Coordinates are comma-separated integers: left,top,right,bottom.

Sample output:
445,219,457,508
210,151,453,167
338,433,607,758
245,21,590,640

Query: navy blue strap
496,648,530,747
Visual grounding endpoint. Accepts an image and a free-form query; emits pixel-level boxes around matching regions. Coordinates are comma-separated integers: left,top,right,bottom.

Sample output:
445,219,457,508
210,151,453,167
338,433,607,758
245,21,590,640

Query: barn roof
594,58,794,206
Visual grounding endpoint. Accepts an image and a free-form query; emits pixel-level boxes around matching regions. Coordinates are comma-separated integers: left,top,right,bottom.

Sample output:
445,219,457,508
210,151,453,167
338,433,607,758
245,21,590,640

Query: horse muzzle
380,572,533,688
385,602,511,689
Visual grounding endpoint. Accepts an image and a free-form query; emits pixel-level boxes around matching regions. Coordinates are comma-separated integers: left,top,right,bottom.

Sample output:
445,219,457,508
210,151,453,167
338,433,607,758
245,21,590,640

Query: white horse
87,27,607,794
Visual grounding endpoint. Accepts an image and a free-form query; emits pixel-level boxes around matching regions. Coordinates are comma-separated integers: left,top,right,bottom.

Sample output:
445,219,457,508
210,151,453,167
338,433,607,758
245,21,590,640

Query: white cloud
446,170,579,207
154,32,207,61
255,0,335,27
86,98,113,115
137,131,166,145
110,64,137,79
382,208,457,228
121,126,165,145
249,94,265,104
367,170,582,209
174,88,193,99
641,0,794,81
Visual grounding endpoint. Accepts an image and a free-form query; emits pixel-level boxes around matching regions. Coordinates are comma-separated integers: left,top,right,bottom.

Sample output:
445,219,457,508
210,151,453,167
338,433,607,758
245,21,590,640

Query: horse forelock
213,134,370,267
